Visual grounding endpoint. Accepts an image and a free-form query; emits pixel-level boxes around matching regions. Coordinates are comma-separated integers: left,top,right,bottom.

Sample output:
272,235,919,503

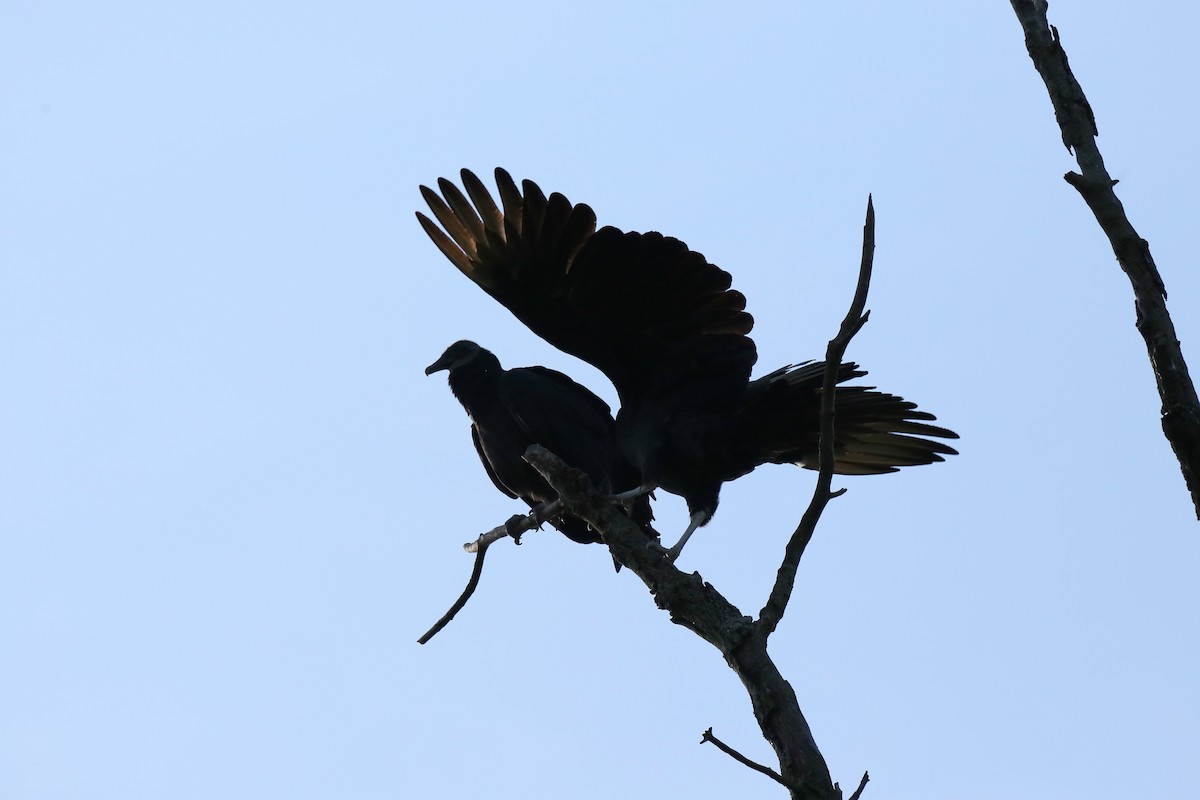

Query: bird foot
527,501,558,528
646,539,682,563
652,510,708,564
503,514,528,544
605,483,656,512
503,500,565,545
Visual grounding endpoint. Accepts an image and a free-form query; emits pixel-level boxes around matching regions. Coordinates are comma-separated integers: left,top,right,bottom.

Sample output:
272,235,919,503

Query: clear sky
4,2,1198,798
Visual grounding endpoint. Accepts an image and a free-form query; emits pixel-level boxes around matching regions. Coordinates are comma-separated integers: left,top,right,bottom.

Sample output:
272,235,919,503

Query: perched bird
425,339,656,549
418,169,957,559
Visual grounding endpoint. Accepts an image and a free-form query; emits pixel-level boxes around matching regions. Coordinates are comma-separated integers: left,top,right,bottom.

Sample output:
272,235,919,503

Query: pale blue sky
3,2,1198,798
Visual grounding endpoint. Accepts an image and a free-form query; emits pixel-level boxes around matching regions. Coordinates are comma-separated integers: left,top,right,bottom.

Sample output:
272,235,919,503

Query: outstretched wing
417,168,757,409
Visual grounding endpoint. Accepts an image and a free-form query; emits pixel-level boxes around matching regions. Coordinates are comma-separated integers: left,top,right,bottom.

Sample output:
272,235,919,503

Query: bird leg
527,500,562,528
605,482,656,511
653,509,711,562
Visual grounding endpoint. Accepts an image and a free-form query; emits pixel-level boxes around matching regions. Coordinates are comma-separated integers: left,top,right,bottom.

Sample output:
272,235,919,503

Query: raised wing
417,168,757,409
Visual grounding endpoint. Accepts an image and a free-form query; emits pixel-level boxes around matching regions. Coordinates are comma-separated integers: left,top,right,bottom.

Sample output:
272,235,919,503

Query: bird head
425,340,489,375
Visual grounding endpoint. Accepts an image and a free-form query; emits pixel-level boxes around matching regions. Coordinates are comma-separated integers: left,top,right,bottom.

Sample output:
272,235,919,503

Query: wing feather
437,177,488,245
471,425,518,499
417,168,757,409
461,169,505,240
415,212,474,276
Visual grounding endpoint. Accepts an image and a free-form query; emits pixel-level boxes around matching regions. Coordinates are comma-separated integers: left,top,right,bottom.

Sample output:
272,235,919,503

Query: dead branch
463,501,563,553
427,197,881,794
1009,0,1200,518
417,544,489,644
845,771,870,800
517,200,881,797
524,446,837,799
419,502,564,643
759,196,875,636
701,727,788,788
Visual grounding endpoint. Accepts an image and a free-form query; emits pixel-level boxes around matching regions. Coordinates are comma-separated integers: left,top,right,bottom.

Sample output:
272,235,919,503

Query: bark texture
1010,0,1200,518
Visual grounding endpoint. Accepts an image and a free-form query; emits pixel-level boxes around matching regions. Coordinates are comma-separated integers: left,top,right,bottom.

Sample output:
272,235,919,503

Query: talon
647,540,670,558
606,482,656,512
647,540,685,563
528,501,555,528
503,514,527,544
656,509,710,563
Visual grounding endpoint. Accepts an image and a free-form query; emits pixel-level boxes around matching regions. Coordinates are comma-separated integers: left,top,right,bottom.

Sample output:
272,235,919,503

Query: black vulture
425,339,656,549
418,169,958,559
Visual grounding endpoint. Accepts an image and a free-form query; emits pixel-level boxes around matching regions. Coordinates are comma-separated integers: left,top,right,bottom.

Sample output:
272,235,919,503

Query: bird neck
447,361,501,409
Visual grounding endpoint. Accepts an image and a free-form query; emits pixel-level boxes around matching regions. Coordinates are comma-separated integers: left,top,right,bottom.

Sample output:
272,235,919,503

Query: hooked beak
425,354,452,375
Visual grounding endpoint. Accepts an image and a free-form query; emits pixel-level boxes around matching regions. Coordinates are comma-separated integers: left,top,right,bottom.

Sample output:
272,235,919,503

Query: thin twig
845,770,870,800
417,543,490,644
420,500,564,643
759,196,875,636
700,727,787,788
1010,0,1200,518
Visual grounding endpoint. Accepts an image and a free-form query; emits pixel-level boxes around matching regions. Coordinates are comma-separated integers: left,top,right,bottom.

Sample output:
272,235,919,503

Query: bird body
426,340,654,545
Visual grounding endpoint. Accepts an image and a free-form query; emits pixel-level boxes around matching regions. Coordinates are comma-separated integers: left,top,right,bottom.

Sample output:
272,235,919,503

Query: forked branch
425,198,881,795
524,446,838,799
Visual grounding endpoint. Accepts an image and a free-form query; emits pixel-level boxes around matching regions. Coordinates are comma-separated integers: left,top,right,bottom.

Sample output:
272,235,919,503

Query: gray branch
517,200,882,798
1010,0,1200,518
524,446,838,799
760,196,875,636
419,503,566,644
701,727,788,788
417,544,488,644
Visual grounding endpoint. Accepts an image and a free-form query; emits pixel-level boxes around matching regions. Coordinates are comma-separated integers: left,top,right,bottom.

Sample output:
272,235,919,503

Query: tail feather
731,360,958,477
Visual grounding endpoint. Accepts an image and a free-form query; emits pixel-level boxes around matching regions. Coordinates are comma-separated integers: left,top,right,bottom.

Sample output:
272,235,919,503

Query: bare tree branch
700,727,788,788
1010,0,1200,518
462,501,564,553
417,544,489,644
524,446,838,799
515,200,883,796
426,195,885,793
759,196,875,636
419,502,566,643
845,770,870,800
